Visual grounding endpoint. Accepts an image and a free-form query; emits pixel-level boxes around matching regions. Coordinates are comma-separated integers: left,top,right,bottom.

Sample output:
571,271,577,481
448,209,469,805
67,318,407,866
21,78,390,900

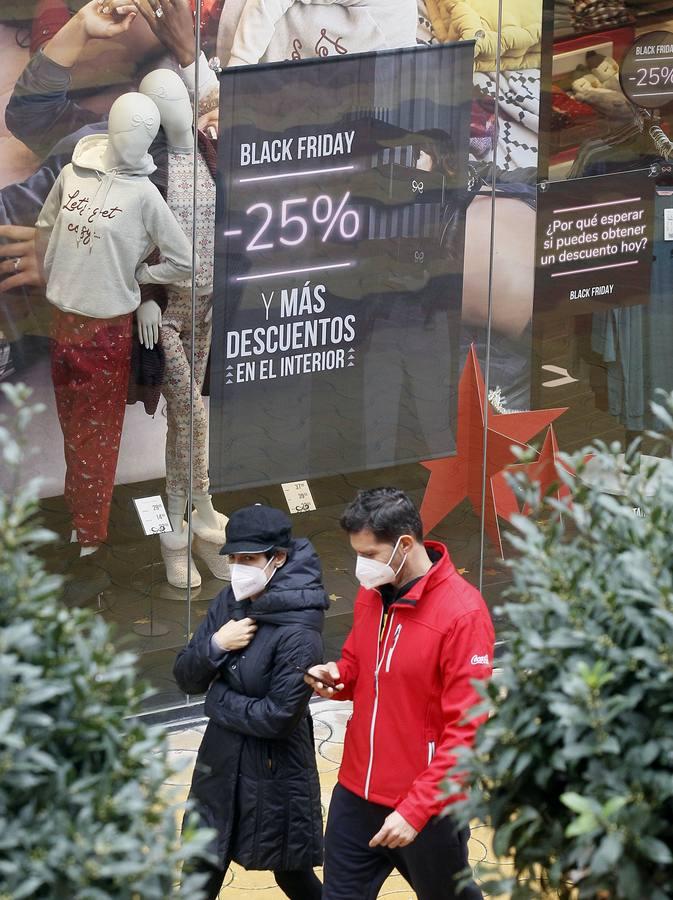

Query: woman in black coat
174,505,328,900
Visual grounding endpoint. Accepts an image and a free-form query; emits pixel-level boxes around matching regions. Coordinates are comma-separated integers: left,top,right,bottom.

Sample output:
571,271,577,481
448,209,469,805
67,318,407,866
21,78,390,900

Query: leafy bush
0,384,211,899
447,397,673,899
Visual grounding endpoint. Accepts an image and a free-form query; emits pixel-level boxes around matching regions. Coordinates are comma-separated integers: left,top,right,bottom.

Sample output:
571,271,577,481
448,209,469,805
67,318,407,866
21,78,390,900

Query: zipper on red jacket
364,608,397,800
385,623,402,673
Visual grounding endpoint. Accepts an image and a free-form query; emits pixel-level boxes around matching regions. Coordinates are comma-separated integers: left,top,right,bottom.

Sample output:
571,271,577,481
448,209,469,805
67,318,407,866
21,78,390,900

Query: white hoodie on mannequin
217,0,418,66
36,131,193,320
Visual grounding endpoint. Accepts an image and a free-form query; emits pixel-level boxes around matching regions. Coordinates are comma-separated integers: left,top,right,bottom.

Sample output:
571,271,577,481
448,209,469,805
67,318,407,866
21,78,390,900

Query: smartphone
292,664,338,690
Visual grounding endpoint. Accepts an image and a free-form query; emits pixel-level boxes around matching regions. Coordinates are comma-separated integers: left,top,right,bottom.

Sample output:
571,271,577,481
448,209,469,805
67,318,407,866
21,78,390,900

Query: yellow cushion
426,0,541,71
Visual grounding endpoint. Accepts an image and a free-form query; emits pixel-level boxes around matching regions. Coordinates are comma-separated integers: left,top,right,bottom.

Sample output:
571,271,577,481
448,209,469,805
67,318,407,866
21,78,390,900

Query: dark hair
340,488,423,543
265,547,290,560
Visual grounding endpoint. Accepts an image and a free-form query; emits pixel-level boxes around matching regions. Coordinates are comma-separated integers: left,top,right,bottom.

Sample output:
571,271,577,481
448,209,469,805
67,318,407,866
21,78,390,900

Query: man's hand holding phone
303,662,344,697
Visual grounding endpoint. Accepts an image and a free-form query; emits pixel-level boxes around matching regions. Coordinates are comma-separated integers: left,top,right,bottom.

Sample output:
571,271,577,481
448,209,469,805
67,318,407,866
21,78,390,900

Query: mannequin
136,69,230,590
36,92,193,557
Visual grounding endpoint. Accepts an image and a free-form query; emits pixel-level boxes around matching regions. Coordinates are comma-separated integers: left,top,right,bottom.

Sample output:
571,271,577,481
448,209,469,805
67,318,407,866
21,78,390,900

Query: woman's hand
0,226,43,293
102,0,196,67
213,617,257,652
78,0,136,39
198,108,219,140
43,0,136,68
99,0,136,14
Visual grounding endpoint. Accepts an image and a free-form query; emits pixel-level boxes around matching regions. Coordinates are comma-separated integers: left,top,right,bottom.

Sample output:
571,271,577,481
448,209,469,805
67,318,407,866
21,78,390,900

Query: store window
0,0,557,715
532,3,673,552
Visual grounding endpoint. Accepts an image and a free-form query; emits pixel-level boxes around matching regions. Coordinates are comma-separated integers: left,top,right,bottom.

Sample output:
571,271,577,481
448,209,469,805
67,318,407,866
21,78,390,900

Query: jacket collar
376,541,455,609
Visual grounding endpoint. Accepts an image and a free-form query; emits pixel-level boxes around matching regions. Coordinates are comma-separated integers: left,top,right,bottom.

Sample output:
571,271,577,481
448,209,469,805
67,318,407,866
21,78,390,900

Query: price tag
665,208,673,241
132,495,173,536
281,480,317,514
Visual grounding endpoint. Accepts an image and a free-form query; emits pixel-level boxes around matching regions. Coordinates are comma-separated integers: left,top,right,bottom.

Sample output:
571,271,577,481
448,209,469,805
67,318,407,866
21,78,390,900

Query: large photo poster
210,42,474,490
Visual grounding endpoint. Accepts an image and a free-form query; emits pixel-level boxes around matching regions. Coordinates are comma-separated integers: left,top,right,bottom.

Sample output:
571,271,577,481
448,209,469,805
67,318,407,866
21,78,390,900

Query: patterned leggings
161,288,212,499
50,308,132,546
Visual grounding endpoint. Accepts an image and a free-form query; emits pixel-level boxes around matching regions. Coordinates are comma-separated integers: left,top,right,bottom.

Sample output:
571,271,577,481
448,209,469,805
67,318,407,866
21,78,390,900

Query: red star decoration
519,424,572,515
420,345,567,556
498,421,573,519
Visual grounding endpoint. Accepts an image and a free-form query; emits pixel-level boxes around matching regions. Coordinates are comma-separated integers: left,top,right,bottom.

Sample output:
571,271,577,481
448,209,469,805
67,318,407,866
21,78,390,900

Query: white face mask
230,556,276,602
355,537,408,590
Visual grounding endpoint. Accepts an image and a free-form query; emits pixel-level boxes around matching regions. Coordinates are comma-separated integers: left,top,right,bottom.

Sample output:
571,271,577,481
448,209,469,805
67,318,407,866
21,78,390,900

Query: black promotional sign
210,43,474,490
535,170,655,317
620,30,673,110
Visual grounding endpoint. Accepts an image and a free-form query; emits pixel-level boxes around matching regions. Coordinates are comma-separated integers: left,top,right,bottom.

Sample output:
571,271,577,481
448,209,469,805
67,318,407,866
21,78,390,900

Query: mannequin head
139,69,194,152
103,92,160,171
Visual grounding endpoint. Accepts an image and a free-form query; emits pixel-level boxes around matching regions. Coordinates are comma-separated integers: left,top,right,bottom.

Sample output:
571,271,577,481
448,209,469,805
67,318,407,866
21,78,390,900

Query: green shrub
0,384,211,899
447,398,673,900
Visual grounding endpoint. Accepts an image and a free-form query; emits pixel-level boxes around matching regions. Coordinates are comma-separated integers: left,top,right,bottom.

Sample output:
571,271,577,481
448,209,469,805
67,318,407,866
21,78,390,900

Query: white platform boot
191,510,231,581
159,523,202,590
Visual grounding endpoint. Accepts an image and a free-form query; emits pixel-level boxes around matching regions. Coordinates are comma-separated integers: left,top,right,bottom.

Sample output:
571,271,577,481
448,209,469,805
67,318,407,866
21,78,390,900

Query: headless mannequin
135,70,227,586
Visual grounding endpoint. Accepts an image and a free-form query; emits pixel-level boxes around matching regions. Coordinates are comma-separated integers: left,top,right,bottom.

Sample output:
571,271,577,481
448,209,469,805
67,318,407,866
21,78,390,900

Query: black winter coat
173,538,329,871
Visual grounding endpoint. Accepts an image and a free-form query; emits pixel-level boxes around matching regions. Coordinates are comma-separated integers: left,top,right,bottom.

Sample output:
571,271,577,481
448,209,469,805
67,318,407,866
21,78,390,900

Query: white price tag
132,495,173,536
281,480,316,514
664,207,673,241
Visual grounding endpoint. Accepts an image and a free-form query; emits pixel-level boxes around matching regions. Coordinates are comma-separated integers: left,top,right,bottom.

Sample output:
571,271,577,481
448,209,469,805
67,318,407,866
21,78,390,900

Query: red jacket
334,541,495,832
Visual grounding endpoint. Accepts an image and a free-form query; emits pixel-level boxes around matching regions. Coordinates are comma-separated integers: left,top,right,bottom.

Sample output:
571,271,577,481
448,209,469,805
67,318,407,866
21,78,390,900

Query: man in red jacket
308,487,493,899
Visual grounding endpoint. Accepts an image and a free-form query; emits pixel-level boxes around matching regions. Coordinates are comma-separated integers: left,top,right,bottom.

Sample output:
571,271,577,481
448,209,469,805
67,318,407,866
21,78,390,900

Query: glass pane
0,2,201,713
183,6,493,693
534,6,673,526
0,0,527,711
425,0,542,612
478,1,673,613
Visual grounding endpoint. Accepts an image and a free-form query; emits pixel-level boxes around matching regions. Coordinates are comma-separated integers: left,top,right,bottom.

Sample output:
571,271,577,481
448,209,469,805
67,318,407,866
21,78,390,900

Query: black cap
220,504,292,555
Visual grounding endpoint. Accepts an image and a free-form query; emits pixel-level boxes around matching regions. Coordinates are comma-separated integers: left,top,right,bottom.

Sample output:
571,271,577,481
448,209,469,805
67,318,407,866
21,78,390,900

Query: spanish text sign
535,171,655,316
210,43,474,490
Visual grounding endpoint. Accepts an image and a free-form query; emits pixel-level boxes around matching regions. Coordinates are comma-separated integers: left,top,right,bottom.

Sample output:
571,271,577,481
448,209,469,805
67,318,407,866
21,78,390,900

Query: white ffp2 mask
355,537,408,590
230,557,275,601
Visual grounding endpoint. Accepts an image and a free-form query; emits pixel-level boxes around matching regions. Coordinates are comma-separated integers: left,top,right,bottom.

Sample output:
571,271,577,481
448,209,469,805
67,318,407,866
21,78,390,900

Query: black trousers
196,860,322,900
323,784,483,900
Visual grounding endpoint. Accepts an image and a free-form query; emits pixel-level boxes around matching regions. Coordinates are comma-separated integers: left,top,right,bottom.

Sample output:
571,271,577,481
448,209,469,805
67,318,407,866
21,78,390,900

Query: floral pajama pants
161,288,212,500
50,308,132,546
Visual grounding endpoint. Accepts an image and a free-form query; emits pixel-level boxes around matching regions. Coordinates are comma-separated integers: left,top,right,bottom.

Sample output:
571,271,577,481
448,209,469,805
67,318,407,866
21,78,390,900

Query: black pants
197,860,322,900
323,784,483,900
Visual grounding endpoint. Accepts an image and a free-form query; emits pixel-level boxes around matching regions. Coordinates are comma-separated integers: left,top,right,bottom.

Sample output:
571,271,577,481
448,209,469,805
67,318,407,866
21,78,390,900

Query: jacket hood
228,538,329,630
72,133,156,176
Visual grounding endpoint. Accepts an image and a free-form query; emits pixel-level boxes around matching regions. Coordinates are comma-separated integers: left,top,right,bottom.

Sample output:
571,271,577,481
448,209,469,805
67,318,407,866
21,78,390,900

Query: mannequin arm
136,299,162,349
137,186,195,285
